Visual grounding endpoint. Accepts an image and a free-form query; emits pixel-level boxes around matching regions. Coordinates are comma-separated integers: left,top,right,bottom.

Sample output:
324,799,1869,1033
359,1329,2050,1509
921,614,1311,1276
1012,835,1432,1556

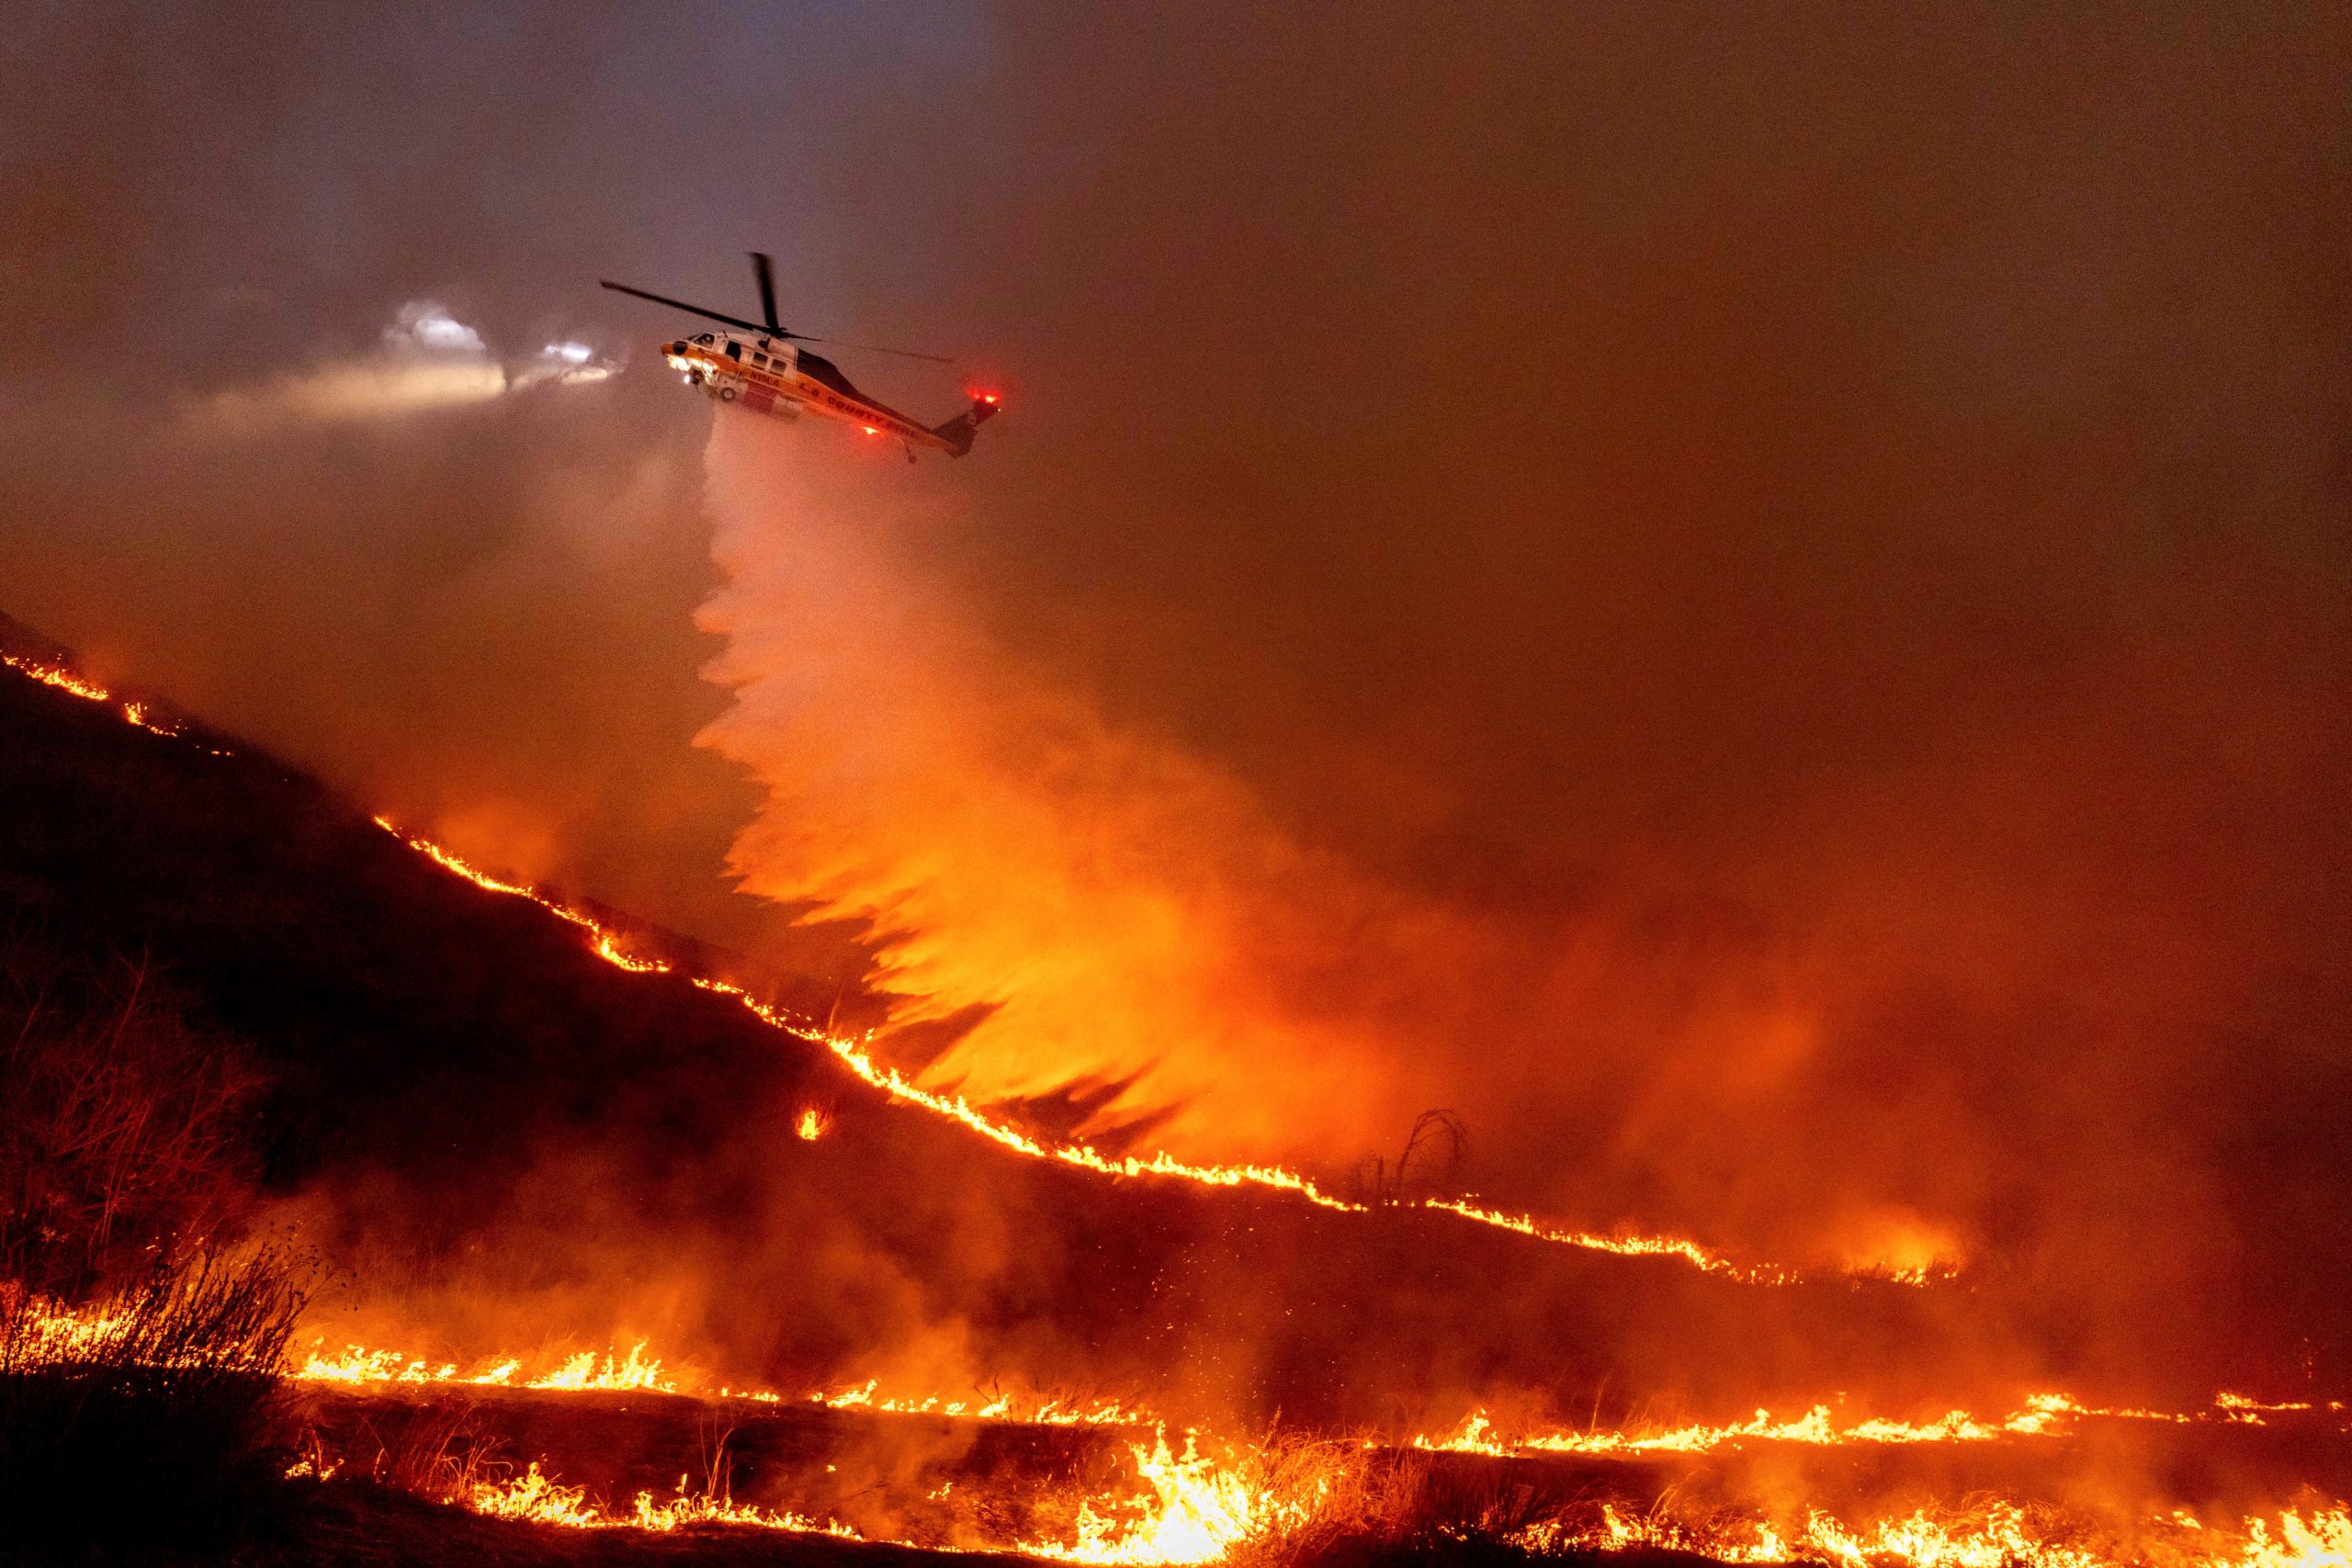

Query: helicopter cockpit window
693,333,714,344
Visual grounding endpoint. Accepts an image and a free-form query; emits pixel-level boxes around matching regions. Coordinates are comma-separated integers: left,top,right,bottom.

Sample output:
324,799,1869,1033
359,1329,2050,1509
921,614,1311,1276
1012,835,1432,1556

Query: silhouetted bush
0,926,265,1299
0,1246,304,1555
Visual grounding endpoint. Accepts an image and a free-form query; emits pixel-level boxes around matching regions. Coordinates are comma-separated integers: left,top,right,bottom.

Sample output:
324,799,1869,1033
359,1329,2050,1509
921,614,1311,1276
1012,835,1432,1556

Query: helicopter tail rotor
927,390,1002,457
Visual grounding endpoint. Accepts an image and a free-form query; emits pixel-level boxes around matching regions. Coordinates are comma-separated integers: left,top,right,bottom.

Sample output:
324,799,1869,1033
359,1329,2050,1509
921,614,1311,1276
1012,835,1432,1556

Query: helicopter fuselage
605,255,998,458
663,330,963,453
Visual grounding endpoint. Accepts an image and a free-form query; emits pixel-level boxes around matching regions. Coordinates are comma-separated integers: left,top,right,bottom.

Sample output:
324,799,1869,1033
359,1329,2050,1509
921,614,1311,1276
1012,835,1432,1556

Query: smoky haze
6,3,2350,1389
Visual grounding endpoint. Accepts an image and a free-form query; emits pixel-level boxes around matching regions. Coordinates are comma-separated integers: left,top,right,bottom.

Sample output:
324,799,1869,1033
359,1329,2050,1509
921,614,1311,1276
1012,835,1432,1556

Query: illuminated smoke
185,301,616,435
386,300,486,354
695,413,1419,1160
691,413,1977,1286
514,339,619,389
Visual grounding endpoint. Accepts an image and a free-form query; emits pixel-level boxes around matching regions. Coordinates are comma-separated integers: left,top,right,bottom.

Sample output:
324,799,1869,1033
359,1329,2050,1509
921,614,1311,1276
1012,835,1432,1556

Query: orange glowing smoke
696,423,1451,1176
0,643,1904,1288
368,811,1851,1285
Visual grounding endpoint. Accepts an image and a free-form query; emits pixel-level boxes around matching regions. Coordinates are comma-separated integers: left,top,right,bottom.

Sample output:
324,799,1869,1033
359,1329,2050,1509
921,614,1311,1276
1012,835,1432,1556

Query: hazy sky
6,2,2349,1370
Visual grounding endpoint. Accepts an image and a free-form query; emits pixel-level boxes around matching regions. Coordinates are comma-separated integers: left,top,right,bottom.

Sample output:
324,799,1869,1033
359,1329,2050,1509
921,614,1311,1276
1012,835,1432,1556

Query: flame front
1025,1429,1329,1566
10,648,2350,1568
0,641,1934,1289
469,1462,860,1537
1525,1503,2352,1568
3,652,200,741
294,1337,673,1393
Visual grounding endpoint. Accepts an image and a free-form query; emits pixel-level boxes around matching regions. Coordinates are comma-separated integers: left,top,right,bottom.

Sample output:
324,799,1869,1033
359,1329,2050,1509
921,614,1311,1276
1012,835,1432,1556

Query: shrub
0,1246,305,1554
0,930,266,1300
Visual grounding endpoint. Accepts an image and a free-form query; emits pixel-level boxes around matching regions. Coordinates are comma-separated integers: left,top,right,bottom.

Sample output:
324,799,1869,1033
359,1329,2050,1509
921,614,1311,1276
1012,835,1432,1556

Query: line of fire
6,613,2350,1564
6,10,2349,1567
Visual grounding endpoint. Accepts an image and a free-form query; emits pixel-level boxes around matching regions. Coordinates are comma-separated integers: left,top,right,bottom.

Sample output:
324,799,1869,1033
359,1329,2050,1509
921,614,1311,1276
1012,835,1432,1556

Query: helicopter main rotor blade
750,252,782,334
604,277,953,364
599,279,796,340
793,334,956,365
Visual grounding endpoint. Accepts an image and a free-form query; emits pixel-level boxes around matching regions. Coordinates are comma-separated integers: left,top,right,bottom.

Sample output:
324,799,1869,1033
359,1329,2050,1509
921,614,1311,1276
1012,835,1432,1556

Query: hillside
14,615,2352,1568
0,613,1971,1434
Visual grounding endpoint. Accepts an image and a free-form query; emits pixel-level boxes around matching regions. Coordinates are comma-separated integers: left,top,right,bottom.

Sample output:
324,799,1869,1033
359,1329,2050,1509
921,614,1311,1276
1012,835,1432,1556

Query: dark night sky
5,4,2350,1370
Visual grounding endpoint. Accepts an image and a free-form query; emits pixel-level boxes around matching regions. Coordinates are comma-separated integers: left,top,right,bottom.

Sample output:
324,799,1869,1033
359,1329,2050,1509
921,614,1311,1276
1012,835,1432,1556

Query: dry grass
0,1245,305,1554
1231,1442,1600,1568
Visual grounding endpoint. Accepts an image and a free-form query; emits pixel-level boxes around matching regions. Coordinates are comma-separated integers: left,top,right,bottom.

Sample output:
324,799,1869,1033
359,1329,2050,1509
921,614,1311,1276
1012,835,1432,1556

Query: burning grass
10,637,2352,1568
373,814,1854,1291
0,1247,304,1554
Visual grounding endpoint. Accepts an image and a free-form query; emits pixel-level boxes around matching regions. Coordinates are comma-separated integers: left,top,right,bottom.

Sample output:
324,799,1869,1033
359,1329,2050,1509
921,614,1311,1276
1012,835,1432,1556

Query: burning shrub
0,1245,304,1553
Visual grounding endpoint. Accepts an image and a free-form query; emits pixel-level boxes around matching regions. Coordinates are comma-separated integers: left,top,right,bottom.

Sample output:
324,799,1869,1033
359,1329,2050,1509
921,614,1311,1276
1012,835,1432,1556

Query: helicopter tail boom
928,392,1001,457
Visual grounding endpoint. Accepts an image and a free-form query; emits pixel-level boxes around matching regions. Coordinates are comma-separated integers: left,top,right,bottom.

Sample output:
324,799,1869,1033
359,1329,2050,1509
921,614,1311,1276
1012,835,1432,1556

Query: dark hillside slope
0,614,820,1209
0,615,1985,1431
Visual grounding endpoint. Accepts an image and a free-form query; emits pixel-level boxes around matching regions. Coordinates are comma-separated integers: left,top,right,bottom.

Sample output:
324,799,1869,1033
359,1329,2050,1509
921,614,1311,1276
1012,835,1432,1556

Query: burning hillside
6,616,2352,1566
0,616,1984,1416
8,6,2351,1560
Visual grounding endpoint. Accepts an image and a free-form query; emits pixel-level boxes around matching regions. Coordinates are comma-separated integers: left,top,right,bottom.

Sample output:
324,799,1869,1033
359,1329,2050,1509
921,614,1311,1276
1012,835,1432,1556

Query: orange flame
0,645,1909,1290
2,651,202,742
366,809,1836,1284
469,1462,861,1536
1023,1427,1331,1565
1412,1392,2084,1459
816,1378,1144,1427
294,1337,673,1393
1524,1502,2352,1568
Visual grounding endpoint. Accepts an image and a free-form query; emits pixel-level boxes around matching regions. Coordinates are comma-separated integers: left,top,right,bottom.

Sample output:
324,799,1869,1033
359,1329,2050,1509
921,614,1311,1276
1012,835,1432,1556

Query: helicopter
601,253,999,459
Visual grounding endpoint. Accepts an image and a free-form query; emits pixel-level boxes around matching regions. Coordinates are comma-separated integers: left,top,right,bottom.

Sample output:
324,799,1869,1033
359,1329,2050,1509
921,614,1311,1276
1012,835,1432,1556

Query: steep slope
0,614,1982,1433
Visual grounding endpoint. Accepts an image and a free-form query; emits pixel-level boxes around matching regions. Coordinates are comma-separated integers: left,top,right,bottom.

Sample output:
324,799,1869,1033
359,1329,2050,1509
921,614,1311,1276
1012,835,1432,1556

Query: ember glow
287,1326,1154,1427
1406,1391,2352,1461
